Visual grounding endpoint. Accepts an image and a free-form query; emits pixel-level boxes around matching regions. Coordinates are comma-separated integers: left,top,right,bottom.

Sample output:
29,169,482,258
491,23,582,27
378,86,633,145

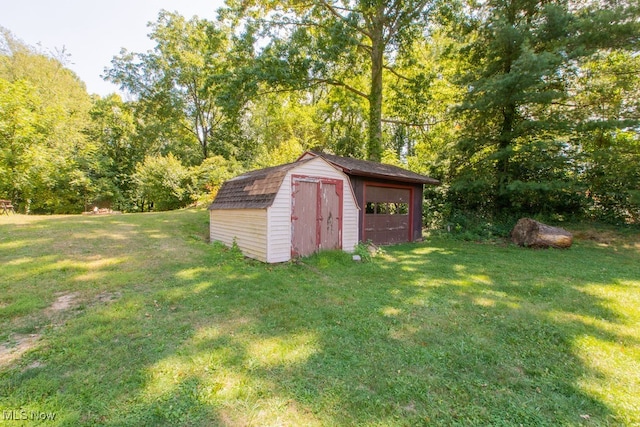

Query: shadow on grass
0,211,638,425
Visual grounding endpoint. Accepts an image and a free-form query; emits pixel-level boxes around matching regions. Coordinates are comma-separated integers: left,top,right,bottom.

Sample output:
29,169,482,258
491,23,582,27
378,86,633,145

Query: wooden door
291,180,319,257
320,182,340,250
291,177,343,258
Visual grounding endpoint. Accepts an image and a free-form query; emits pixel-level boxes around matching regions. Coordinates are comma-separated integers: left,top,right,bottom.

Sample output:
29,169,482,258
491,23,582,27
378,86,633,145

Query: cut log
510,218,573,249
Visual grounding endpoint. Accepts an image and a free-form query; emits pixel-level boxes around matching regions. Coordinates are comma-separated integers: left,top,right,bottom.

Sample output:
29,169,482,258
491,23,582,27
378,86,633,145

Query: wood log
510,218,573,249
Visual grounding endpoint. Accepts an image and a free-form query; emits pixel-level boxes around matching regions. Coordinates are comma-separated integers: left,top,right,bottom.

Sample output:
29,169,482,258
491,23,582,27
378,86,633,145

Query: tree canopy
1,1,638,223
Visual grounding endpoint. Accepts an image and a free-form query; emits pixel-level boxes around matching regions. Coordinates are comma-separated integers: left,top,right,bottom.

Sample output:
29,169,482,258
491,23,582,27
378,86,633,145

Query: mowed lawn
0,210,638,426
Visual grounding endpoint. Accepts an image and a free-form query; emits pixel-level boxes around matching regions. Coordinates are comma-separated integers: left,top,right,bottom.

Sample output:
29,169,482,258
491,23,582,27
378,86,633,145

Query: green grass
0,210,638,426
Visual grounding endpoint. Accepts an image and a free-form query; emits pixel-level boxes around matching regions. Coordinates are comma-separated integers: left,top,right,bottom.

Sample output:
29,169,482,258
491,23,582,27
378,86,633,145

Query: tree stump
510,218,573,249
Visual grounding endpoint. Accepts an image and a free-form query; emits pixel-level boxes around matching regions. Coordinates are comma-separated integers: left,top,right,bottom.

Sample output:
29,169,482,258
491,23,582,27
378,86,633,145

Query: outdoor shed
299,152,440,245
209,156,359,263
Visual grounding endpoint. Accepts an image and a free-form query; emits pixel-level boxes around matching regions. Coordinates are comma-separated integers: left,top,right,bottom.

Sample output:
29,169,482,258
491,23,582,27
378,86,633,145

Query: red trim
291,174,344,256
316,181,322,247
362,182,414,243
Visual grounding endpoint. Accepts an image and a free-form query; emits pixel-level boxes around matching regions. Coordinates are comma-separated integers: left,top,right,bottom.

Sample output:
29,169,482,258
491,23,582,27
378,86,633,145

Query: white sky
1,0,226,96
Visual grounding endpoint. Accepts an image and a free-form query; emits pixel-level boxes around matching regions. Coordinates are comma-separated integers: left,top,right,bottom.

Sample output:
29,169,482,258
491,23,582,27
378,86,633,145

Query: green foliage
351,240,383,262
245,92,320,168
3,1,640,223
570,50,640,222
85,94,141,211
133,154,192,211
439,211,519,241
189,155,243,206
0,30,93,213
430,0,640,224
106,12,251,164
229,0,436,161
582,132,640,223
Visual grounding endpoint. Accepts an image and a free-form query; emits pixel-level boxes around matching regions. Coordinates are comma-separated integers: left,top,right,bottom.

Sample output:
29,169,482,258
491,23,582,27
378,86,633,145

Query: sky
2,0,226,96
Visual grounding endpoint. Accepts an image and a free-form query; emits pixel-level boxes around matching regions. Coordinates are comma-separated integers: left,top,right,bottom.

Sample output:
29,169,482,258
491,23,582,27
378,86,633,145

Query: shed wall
349,176,424,243
267,157,359,262
210,209,268,262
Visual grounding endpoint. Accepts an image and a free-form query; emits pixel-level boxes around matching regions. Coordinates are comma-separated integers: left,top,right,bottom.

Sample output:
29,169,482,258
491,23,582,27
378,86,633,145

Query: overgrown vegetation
1,210,638,425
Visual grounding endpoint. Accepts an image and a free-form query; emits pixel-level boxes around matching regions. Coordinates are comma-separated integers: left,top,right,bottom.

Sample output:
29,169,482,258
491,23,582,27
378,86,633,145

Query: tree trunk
511,218,573,249
367,18,384,162
495,32,517,211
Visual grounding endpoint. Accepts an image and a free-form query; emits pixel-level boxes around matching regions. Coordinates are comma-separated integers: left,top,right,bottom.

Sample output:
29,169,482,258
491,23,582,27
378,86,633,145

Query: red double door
291,176,343,258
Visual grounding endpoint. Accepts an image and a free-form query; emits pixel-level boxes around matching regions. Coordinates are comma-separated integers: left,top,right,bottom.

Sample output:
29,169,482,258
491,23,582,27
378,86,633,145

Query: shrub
133,154,191,211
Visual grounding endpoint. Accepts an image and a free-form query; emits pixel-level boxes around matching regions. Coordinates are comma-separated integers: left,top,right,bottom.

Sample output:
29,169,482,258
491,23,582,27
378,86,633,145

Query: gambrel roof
209,160,311,210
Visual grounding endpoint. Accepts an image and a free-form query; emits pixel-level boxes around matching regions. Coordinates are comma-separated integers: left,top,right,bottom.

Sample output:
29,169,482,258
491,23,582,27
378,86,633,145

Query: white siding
210,209,268,262
266,157,359,262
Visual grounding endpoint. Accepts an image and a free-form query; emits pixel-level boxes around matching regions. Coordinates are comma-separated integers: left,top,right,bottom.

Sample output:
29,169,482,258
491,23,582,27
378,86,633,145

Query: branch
382,117,446,128
254,77,368,99
386,0,431,43
383,64,411,81
357,42,372,53
550,101,579,108
317,0,372,39
312,78,369,99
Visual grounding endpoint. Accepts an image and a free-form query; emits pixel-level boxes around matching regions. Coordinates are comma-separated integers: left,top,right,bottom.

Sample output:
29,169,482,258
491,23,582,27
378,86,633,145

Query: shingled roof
209,159,314,210
302,151,440,185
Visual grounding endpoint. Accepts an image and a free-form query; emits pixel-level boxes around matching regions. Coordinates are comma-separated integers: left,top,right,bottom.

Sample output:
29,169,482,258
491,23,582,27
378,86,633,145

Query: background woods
0,0,638,223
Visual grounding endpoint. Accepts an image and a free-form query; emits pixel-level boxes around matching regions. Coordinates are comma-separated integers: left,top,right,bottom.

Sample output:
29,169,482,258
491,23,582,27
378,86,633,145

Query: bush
189,156,243,206
133,154,191,211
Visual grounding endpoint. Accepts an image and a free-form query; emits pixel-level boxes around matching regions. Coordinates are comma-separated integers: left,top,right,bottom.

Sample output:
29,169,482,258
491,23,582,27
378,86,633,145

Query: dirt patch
573,228,640,253
573,229,618,245
0,334,41,368
48,292,80,311
1,291,125,369
1,292,81,369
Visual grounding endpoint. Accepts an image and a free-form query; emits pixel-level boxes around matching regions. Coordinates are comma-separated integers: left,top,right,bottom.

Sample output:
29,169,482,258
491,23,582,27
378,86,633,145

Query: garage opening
364,184,412,245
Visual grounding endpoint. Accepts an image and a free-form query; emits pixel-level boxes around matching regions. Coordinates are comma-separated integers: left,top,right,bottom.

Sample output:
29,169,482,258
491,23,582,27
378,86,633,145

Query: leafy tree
244,91,324,167
190,155,243,205
316,85,368,158
106,11,253,164
133,153,191,211
443,0,640,217
571,51,640,221
0,28,93,213
225,0,436,161
85,94,142,211
0,78,43,206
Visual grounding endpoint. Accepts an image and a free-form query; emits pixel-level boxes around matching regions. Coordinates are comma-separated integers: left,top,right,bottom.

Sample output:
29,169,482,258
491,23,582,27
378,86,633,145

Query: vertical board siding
267,157,360,262
210,209,268,262
291,180,320,258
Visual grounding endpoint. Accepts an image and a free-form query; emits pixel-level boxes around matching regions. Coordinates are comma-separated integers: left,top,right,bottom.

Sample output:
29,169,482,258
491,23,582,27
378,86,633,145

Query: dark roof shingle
209,160,309,210
210,152,439,211
305,151,440,185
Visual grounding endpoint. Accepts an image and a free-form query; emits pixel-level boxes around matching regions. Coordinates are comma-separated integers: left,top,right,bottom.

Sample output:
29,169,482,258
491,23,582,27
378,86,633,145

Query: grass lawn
0,210,638,426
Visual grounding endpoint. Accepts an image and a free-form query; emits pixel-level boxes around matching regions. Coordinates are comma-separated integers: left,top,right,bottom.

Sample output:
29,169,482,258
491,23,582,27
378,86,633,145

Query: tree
133,153,191,211
0,28,93,213
571,51,640,221
226,0,436,161
85,94,141,211
190,155,243,205
106,11,250,163
444,0,640,216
